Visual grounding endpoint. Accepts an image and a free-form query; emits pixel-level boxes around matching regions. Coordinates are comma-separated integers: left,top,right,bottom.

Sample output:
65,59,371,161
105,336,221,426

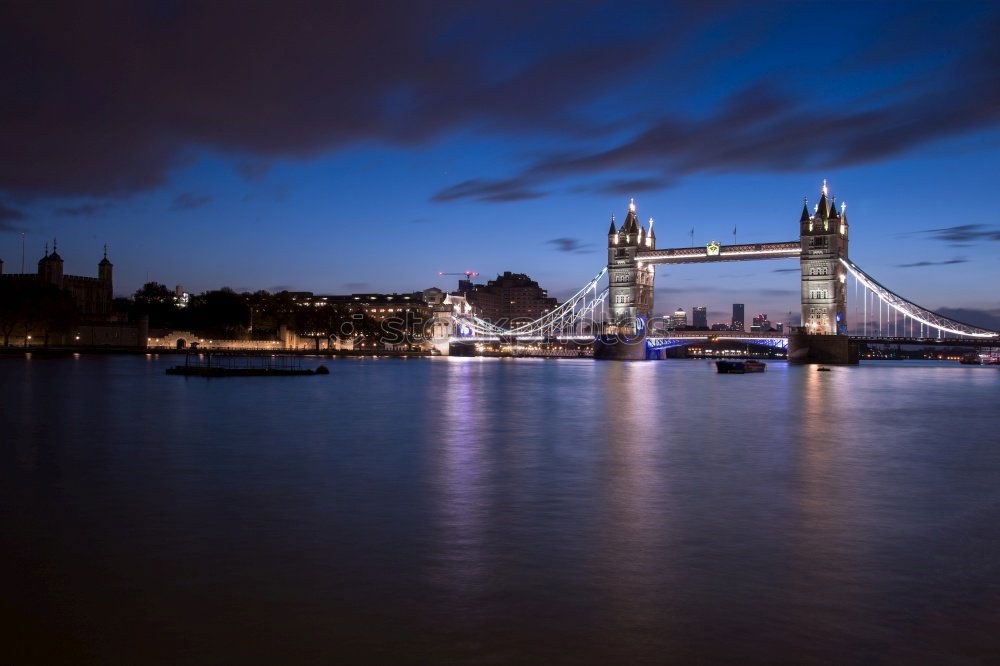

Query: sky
2,1,999,327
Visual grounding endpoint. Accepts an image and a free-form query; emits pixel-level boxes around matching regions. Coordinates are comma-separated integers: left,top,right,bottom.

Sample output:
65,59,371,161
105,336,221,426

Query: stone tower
800,181,849,335
38,239,65,288
99,243,113,307
607,199,655,335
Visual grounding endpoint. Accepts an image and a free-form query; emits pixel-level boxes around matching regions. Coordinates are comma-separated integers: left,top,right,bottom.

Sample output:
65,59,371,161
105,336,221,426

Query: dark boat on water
166,352,328,377
715,360,766,374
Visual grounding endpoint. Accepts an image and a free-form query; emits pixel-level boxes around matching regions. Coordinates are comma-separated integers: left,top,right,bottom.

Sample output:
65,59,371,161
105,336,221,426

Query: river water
2,355,999,664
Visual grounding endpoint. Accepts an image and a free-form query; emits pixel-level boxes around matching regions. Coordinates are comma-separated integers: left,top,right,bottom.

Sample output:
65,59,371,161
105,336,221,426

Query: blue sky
2,1,999,326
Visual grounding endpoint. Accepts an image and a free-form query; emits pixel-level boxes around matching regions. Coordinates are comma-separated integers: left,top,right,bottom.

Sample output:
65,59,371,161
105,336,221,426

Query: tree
184,288,250,339
134,282,176,328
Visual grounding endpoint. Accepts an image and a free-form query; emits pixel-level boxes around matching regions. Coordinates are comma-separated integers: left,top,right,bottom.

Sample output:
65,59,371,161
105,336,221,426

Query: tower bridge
437,181,998,363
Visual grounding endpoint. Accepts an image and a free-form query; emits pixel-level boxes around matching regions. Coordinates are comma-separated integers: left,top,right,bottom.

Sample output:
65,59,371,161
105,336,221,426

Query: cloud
2,2,997,206
55,202,111,216
234,161,272,180
772,268,799,273
582,176,677,196
933,308,1000,331
169,192,212,211
911,225,1000,245
431,178,546,203
0,2,679,198
895,258,968,268
0,203,27,232
546,237,593,254
755,288,797,297
436,9,1000,200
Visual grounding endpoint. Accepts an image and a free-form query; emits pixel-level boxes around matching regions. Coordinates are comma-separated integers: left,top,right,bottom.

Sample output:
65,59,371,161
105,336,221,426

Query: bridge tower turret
800,180,848,335
607,198,654,335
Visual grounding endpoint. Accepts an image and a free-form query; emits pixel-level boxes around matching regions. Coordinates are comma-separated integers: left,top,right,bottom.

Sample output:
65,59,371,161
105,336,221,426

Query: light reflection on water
1,355,999,664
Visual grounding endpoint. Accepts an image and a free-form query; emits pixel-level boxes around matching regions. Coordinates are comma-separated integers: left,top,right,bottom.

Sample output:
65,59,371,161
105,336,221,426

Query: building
669,307,687,330
710,322,730,331
692,306,708,329
465,271,557,325
0,240,114,320
751,313,771,332
776,322,784,334
800,180,849,334
306,291,431,322
607,199,655,333
731,303,745,332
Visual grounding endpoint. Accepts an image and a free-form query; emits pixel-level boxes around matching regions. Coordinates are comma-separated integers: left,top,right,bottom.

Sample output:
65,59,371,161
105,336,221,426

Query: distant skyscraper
776,322,783,334
731,304,745,332
669,307,687,329
692,306,707,329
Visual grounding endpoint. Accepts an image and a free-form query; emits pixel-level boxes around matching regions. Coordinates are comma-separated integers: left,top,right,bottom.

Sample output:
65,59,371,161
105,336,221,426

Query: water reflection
1,357,998,663
431,358,493,598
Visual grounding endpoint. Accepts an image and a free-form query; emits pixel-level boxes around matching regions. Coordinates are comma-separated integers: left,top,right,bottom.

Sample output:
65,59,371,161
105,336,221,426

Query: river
2,355,998,664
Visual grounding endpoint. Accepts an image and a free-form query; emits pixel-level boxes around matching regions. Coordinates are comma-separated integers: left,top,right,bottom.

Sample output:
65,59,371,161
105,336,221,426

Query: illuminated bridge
435,182,998,363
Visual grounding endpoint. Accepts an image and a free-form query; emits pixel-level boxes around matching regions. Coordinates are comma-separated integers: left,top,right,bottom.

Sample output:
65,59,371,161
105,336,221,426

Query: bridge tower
607,199,655,334
799,180,848,334
792,180,858,363
596,199,655,359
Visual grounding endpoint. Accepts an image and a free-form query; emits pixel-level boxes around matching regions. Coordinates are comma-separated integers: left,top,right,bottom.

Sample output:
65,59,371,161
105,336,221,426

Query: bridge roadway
638,241,801,264
849,335,1000,348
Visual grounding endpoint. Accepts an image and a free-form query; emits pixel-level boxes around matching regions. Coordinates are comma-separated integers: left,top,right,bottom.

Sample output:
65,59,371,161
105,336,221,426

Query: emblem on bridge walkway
706,241,721,256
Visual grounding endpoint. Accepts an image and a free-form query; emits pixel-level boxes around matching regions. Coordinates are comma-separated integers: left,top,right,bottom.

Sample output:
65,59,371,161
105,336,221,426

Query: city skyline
2,2,999,326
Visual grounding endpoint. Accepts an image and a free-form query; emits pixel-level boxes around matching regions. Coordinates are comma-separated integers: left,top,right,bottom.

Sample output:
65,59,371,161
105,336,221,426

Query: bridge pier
594,335,649,360
788,332,859,365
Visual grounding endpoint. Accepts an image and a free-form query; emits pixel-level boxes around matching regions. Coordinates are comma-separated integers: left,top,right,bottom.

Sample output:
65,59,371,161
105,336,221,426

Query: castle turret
98,244,113,315
38,239,64,287
99,244,113,283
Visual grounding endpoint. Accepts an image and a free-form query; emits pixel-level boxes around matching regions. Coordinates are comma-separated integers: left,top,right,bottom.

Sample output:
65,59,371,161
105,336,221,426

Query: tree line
132,282,423,348
0,280,430,348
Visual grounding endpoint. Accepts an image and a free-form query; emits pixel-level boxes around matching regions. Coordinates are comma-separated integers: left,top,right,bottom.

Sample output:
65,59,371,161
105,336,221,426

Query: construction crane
437,271,479,280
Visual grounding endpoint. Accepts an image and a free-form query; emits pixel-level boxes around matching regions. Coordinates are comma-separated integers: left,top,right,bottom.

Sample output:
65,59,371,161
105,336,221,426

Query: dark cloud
584,176,677,196
755,288,797,297
55,202,111,216
0,203,27,232
0,203,26,221
431,178,545,203
912,225,1000,245
169,192,212,212
437,9,1000,201
546,238,593,254
2,1,997,208
934,308,1000,331
235,161,272,180
0,1,682,199
772,268,799,273
895,258,968,268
